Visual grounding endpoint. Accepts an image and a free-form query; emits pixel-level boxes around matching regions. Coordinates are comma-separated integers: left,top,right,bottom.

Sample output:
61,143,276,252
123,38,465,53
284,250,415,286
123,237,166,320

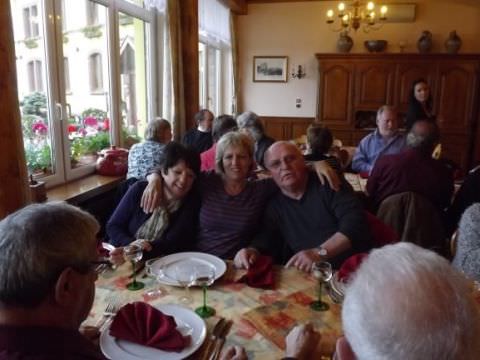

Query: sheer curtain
198,0,231,47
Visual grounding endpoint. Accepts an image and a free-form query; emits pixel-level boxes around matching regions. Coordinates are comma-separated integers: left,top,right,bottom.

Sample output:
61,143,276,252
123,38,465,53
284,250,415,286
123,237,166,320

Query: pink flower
32,122,48,134
68,124,77,133
84,116,98,127
102,118,110,131
79,128,87,136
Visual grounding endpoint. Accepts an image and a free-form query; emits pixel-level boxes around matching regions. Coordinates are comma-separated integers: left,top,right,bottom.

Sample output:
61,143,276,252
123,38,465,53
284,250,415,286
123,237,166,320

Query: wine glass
124,244,145,291
174,264,195,304
193,264,216,318
310,261,333,311
145,259,166,298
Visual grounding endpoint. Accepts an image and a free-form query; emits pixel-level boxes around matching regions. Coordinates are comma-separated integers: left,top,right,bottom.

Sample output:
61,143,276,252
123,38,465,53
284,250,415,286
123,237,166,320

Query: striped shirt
196,172,277,259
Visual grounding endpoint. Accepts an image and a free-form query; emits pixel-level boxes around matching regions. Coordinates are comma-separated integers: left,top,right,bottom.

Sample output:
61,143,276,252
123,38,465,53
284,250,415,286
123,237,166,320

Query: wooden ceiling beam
219,0,248,15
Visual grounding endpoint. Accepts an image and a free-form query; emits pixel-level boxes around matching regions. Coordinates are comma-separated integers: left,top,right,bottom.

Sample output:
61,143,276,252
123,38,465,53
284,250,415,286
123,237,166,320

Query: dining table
83,259,343,359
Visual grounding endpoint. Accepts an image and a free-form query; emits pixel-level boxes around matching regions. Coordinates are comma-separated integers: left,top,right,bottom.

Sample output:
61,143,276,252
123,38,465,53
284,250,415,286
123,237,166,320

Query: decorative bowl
364,40,388,52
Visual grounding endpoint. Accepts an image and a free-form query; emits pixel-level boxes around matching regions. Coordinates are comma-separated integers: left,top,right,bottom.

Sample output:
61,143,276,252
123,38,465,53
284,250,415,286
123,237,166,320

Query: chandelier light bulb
367,2,375,11
327,9,334,18
380,5,387,14
338,3,345,12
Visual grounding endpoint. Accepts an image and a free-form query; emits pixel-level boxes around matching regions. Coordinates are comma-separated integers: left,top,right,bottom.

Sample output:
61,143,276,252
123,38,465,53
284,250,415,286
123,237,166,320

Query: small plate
100,304,206,360
149,252,227,286
330,272,347,297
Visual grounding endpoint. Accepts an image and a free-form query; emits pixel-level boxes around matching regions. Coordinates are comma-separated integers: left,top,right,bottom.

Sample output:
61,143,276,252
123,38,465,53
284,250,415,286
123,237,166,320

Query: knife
201,318,226,360
210,320,232,360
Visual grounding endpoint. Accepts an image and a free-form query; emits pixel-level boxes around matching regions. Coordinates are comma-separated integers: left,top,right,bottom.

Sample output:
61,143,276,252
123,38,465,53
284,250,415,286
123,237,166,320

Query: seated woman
304,124,342,174
142,132,341,260
452,203,480,282
107,142,200,262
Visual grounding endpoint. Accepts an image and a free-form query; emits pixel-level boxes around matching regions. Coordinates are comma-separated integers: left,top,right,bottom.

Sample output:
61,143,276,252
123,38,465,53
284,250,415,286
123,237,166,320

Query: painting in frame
253,56,288,82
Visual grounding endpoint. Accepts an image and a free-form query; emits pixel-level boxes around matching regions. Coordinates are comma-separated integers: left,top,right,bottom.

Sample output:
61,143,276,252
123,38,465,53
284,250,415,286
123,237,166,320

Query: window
89,53,103,92
27,60,43,92
10,0,164,187
86,2,98,26
23,4,39,38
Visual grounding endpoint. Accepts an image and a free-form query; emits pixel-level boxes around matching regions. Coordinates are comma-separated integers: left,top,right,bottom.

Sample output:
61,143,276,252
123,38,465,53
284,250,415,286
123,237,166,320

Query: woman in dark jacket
107,142,201,262
405,78,435,130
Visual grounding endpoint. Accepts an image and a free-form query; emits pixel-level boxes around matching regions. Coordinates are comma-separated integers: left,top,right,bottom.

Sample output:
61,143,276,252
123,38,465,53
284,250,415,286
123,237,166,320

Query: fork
96,297,122,331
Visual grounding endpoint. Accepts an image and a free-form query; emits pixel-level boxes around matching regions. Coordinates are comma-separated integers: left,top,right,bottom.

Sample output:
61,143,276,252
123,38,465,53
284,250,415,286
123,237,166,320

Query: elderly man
352,105,406,174
0,202,104,358
235,141,370,271
367,120,453,211
182,109,214,153
127,118,172,180
236,111,275,168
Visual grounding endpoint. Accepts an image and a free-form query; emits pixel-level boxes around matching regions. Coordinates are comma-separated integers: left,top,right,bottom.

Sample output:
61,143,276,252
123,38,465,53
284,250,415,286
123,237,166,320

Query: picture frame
253,56,288,82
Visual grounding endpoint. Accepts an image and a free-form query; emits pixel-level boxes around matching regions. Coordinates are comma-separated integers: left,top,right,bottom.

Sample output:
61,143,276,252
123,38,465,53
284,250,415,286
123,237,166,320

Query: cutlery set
202,317,233,360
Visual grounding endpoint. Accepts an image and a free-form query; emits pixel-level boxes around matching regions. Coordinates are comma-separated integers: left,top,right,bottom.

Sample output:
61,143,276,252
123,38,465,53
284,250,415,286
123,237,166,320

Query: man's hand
285,248,320,272
234,248,259,269
140,173,163,213
219,345,247,360
285,323,321,360
109,247,126,266
131,239,153,252
313,160,340,191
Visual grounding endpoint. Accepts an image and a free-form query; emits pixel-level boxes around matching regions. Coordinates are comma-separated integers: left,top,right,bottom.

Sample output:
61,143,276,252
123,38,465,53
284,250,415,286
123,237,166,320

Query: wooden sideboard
315,53,480,172
260,116,314,141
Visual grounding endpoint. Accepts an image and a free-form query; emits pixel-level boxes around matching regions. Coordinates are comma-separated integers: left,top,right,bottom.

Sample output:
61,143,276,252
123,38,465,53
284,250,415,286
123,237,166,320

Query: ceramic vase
337,32,353,53
417,30,433,53
445,30,462,54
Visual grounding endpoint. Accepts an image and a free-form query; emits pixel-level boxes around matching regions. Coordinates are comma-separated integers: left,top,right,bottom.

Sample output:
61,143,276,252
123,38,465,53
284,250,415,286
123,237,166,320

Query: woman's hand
109,247,126,266
285,323,321,360
219,345,247,360
141,173,163,213
313,160,340,191
234,248,259,270
131,239,153,252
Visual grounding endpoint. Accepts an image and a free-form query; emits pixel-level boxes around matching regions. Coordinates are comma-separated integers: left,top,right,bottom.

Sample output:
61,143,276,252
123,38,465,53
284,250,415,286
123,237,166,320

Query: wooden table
84,261,342,359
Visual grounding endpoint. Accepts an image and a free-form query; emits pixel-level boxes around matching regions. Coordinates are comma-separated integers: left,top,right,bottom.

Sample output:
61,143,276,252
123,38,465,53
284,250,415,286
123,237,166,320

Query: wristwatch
316,246,328,259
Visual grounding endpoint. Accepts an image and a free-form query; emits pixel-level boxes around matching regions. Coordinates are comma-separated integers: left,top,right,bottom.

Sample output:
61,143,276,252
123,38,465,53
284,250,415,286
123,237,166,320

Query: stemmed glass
145,259,166,298
193,264,216,318
310,261,333,311
174,264,195,304
124,244,145,291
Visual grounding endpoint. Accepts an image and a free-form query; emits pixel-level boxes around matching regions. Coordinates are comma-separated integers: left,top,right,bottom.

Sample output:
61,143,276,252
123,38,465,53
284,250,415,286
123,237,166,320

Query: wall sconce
292,65,306,79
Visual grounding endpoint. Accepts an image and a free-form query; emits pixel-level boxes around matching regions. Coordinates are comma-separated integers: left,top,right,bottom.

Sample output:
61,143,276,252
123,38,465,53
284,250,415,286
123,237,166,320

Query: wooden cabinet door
354,61,395,110
395,61,437,113
436,61,479,134
317,61,354,129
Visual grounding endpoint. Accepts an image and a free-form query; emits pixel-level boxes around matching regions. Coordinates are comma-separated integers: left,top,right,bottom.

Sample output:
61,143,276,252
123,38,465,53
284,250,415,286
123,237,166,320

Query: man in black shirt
182,109,214,153
234,142,370,272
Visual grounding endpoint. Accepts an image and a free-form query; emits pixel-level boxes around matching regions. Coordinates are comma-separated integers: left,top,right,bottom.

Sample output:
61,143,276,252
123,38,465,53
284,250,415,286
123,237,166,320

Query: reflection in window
27,60,43,92
88,53,103,92
23,5,39,38
86,2,98,26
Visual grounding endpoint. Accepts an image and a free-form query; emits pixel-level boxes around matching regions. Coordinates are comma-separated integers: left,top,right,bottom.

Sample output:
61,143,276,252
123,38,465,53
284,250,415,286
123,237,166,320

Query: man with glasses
0,202,105,359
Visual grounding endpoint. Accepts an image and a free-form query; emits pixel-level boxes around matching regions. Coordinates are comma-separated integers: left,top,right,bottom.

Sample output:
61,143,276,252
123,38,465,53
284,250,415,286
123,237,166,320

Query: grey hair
236,111,264,141
144,118,171,141
343,242,480,360
406,120,439,152
376,105,397,122
215,131,254,175
452,203,480,281
0,202,99,307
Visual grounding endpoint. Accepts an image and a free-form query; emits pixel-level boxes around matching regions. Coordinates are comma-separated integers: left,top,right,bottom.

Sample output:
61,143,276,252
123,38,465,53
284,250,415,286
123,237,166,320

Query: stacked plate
328,272,347,302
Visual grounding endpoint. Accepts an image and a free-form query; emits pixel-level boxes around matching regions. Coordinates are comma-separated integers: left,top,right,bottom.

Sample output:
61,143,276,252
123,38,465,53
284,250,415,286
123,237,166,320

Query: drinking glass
193,264,216,318
310,261,333,311
174,264,195,304
124,244,145,291
145,259,166,298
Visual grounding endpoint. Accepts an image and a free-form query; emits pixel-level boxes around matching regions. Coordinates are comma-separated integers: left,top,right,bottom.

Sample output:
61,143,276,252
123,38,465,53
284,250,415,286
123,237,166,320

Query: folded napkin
109,302,189,352
337,253,368,283
237,255,274,289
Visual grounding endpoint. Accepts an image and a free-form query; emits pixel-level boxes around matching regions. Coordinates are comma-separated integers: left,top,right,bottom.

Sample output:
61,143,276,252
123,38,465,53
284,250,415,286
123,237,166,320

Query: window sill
47,174,124,205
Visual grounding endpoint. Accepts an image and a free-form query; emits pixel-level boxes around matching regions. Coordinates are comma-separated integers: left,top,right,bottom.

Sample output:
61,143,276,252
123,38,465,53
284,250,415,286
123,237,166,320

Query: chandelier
326,1,388,33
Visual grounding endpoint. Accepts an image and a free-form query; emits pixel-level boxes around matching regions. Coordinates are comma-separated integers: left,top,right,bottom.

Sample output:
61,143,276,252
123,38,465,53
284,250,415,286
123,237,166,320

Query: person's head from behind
215,131,254,182
212,115,238,143
406,119,440,155
158,142,200,200
410,78,431,105
194,109,214,132
0,202,100,329
145,118,172,144
376,105,398,138
341,242,480,360
306,124,333,156
264,141,308,192
236,111,265,142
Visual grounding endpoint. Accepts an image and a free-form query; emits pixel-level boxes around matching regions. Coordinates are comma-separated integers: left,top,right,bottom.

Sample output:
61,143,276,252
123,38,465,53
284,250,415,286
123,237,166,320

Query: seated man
182,109,214,154
127,118,172,180
235,141,370,272
352,105,406,174
0,202,104,359
200,115,237,171
236,111,275,168
367,120,454,211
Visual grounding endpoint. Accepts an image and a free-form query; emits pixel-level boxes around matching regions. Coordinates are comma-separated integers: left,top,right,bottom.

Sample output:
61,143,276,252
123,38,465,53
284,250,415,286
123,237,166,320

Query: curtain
144,0,166,12
198,0,230,47
229,13,239,115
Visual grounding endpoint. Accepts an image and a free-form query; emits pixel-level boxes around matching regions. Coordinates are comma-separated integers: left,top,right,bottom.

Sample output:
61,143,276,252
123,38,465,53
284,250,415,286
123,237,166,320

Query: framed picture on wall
253,56,288,82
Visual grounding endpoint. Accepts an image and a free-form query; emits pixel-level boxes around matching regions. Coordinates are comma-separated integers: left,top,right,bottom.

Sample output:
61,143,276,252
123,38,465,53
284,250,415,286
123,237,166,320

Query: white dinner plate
330,272,347,297
149,252,227,287
100,304,206,360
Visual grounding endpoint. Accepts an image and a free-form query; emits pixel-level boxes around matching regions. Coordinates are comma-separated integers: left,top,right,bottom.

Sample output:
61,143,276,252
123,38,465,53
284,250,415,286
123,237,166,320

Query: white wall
237,0,480,117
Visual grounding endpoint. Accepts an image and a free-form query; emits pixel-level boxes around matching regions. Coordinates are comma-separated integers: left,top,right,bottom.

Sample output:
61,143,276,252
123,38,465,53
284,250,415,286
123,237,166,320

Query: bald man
235,142,370,272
